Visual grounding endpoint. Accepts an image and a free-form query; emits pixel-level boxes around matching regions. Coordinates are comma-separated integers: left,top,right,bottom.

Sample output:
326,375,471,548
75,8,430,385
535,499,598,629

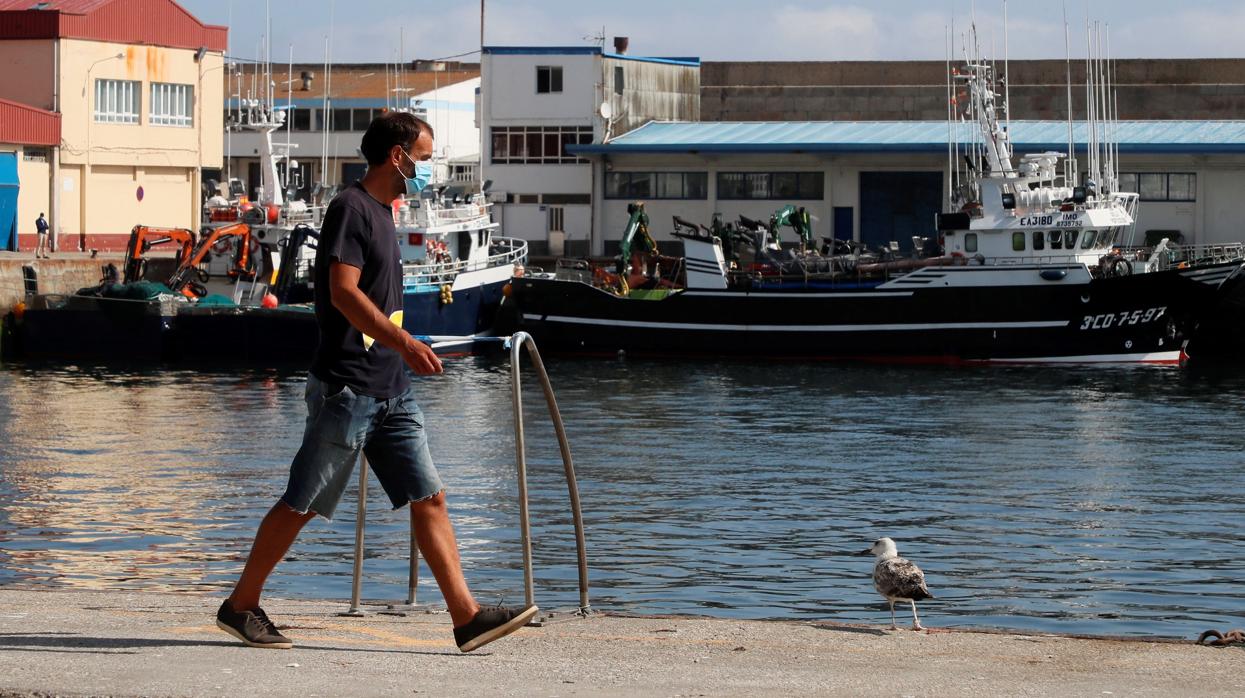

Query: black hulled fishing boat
508,39,1245,365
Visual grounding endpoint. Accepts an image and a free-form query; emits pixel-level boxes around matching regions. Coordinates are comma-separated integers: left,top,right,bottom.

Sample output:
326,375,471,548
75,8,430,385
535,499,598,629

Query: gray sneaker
454,604,538,652
215,600,293,649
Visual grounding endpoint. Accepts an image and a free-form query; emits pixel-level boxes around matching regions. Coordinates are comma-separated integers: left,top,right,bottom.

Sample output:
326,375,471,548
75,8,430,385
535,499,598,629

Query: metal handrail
340,332,590,617
401,237,528,285
509,331,590,614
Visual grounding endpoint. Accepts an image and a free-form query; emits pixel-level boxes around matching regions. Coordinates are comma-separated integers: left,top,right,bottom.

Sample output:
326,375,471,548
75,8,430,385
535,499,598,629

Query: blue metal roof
483,45,698,66
572,120,1245,154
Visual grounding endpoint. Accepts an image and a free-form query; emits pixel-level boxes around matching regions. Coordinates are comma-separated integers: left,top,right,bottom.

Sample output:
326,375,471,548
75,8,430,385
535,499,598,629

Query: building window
614,66,625,95
1118,172,1197,202
352,108,373,131
490,126,592,164
150,82,194,127
1166,173,1196,201
606,172,709,199
333,108,353,132
716,172,823,200
94,78,139,124
290,107,311,131
543,193,592,204
536,66,563,94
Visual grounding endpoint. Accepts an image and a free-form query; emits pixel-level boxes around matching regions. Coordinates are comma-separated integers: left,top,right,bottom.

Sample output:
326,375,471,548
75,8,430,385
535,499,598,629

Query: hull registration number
1079,307,1166,330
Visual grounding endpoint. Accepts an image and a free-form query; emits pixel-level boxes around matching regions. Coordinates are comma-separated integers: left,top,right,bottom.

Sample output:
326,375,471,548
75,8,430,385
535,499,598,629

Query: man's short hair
359,112,434,166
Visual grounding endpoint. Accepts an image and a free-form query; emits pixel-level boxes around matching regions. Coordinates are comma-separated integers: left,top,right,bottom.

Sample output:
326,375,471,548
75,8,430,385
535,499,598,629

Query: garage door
0,152,17,251
860,171,943,255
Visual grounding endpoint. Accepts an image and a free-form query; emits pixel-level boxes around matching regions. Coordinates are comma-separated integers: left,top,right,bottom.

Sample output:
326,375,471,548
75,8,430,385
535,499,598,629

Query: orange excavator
167,222,259,297
122,225,197,284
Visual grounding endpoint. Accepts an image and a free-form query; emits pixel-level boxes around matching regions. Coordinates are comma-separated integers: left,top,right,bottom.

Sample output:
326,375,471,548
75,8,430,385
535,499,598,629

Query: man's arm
328,261,442,375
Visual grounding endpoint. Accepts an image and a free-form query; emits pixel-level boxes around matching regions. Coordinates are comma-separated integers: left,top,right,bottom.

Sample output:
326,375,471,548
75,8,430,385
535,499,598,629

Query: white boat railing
1125,242,1245,270
966,242,1245,271
402,236,527,287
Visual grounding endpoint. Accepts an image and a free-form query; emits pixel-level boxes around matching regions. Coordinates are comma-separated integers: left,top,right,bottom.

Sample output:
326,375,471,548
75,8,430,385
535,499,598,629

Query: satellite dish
598,101,613,120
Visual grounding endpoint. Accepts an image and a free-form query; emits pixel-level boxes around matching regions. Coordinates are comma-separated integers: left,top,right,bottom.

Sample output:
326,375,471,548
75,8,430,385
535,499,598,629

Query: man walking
216,112,537,652
34,213,49,259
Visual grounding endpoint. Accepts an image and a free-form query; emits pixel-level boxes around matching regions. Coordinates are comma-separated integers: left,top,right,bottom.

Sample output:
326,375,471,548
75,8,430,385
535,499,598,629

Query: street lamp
80,53,124,252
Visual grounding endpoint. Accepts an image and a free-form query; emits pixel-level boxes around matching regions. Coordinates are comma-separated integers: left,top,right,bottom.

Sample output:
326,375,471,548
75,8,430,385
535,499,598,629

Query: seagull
857,537,933,630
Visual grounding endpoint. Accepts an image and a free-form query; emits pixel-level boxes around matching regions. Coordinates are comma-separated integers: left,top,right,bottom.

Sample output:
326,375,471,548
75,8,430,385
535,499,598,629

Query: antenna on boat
285,44,293,191
266,0,273,113
1109,26,1120,194
945,22,953,212
1003,0,1010,132
319,0,335,190
480,0,488,192
1063,2,1076,187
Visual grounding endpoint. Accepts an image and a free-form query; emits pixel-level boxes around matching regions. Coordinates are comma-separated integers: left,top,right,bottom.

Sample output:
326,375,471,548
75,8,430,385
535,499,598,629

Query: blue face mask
398,150,433,197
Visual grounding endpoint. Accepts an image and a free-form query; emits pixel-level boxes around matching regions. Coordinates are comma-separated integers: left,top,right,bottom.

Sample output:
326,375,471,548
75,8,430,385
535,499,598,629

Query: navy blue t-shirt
310,182,409,398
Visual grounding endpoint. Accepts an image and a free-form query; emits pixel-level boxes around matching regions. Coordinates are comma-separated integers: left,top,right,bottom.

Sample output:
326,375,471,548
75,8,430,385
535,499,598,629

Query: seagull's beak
855,548,873,556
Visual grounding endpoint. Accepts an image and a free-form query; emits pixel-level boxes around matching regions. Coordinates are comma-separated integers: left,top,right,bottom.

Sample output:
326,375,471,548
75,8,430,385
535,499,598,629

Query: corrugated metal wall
603,58,700,137
0,0,226,51
0,99,61,146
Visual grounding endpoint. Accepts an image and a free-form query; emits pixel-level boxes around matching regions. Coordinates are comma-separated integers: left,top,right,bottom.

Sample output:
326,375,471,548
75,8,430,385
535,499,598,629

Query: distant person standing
34,213,49,259
216,111,537,653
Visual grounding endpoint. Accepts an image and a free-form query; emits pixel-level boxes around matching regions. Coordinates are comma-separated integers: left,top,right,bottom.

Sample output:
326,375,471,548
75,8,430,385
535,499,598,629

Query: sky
177,0,1245,64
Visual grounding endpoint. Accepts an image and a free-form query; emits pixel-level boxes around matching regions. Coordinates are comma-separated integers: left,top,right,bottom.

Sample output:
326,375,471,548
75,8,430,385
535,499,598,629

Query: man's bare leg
228,501,316,611
410,492,480,626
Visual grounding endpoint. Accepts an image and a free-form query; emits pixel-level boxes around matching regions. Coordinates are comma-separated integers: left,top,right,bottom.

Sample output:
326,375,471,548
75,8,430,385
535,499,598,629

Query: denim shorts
281,374,444,520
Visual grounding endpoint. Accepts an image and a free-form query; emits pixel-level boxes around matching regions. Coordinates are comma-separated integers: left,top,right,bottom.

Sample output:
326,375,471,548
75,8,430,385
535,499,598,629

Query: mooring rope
1196,629,1245,647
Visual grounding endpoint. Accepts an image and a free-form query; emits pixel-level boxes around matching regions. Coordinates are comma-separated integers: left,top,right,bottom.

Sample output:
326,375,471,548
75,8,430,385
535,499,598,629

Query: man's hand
330,262,442,376
401,335,443,375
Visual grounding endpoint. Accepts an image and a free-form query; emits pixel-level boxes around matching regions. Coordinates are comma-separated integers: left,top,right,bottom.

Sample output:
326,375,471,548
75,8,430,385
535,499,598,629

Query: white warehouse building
570,120,1245,256
479,43,699,256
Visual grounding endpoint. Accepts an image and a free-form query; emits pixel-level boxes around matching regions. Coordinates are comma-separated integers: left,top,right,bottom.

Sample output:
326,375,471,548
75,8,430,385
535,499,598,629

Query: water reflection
1,359,1244,637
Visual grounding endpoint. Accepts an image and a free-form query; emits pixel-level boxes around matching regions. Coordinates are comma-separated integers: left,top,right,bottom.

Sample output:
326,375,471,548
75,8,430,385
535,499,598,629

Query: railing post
509,332,590,615
339,455,368,617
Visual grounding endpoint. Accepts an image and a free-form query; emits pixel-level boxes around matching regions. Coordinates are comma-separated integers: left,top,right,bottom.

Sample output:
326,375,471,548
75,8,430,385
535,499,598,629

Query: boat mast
285,44,292,193
945,23,953,211
1063,4,1076,187
1003,0,1010,132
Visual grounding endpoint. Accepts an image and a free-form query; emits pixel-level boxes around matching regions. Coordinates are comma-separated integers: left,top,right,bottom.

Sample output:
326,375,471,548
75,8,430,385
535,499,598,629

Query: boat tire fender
1107,256,1133,277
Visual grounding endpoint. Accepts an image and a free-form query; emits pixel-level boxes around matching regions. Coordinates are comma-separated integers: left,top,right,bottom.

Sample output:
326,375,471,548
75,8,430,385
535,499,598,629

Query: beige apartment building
0,0,225,251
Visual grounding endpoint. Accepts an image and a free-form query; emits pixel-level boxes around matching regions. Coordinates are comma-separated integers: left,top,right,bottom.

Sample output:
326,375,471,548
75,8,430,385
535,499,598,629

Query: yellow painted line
168,624,222,635
168,622,453,648
317,622,454,648
545,633,734,646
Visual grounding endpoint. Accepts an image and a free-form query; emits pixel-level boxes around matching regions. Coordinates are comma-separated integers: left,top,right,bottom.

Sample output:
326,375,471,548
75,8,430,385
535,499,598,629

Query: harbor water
0,357,1242,638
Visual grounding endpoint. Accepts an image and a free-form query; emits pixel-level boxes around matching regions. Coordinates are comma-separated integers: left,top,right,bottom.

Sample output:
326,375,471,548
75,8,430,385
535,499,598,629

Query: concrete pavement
0,588,1240,697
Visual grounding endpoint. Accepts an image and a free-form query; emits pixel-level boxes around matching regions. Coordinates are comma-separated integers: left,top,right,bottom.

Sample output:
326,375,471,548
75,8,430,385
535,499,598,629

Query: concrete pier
0,251,180,315
0,589,1239,697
